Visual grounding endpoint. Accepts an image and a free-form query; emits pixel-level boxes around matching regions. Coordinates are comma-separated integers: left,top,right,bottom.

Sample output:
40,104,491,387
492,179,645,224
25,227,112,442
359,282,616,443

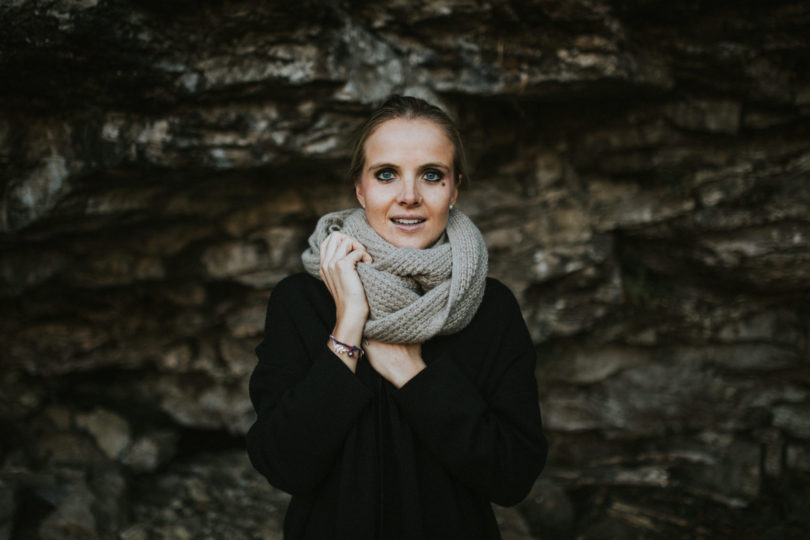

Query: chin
402,240,428,249
377,221,442,249
389,233,438,250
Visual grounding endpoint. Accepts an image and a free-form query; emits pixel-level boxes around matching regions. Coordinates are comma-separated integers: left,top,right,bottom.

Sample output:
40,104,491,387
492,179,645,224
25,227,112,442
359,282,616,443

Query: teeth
393,218,423,225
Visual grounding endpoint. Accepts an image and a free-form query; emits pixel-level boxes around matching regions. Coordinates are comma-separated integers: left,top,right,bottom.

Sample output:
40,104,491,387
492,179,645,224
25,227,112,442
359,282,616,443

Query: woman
247,95,547,539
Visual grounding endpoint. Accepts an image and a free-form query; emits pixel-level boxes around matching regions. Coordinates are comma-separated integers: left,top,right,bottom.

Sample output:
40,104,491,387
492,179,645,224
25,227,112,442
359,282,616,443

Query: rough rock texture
1,0,809,538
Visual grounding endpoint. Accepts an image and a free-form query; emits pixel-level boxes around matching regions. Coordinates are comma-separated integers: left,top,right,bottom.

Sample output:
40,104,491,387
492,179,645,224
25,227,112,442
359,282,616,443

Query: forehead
364,118,454,164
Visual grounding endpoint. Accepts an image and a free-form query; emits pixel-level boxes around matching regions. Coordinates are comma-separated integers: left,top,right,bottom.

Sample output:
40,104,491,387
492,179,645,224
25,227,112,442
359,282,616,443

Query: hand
319,231,372,319
320,232,372,372
364,340,426,389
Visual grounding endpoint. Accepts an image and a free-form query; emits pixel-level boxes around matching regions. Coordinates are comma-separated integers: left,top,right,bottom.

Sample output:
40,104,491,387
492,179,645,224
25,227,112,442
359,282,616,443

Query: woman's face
355,118,459,249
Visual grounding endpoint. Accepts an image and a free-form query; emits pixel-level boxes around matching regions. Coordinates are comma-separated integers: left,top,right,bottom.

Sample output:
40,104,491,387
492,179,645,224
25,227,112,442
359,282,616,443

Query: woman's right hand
319,232,372,370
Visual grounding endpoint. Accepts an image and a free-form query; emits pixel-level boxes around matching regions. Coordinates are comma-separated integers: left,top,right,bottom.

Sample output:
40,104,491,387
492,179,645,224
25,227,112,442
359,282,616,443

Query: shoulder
474,277,532,337
443,277,534,385
460,277,528,336
263,273,334,333
268,273,331,312
484,277,516,299
273,272,321,296
481,277,522,314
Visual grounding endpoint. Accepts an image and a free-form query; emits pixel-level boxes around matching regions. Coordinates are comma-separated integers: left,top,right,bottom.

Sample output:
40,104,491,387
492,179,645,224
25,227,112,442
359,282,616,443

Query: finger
337,235,355,257
326,235,353,264
319,231,338,253
323,233,364,257
321,235,350,276
335,236,370,264
320,235,341,281
320,232,342,263
319,236,332,268
342,248,369,266
347,237,367,253
333,250,366,282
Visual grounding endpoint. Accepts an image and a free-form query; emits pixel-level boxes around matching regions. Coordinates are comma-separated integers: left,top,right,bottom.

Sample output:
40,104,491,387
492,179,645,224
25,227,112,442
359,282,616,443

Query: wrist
329,319,365,373
329,334,365,359
333,315,366,345
327,338,359,372
337,304,368,324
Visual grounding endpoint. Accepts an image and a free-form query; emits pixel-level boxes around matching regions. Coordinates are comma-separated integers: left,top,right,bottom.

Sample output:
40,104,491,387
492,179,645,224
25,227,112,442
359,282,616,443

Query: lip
390,216,426,231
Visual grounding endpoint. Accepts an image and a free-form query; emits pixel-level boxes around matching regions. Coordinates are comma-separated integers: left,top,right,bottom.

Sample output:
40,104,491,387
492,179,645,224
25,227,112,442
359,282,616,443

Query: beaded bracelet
329,334,365,358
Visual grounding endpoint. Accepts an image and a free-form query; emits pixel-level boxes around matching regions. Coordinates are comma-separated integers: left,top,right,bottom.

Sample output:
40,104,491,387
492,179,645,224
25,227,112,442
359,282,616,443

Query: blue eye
424,169,444,182
376,168,396,181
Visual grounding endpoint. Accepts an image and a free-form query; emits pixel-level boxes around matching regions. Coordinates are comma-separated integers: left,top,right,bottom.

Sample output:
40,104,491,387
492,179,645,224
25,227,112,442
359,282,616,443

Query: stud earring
449,204,454,210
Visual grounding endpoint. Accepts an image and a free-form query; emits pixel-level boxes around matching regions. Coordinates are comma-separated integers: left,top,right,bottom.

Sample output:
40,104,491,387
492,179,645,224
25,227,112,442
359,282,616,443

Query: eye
423,169,444,183
375,168,396,182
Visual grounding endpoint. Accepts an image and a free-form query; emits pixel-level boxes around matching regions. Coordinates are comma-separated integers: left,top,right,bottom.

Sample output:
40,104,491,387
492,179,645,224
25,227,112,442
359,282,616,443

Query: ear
451,175,460,206
355,182,366,208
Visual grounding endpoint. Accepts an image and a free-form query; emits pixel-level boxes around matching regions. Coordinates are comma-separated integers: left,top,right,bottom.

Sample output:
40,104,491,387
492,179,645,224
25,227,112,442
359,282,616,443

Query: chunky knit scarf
301,208,488,343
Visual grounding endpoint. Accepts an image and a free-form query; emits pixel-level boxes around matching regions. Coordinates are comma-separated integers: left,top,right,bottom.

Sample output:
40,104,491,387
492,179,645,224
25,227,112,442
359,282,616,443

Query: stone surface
120,430,179,474
38,482,98,540
1,0,809,537
128,451,289,540
75,408,132,460
0,479,14,540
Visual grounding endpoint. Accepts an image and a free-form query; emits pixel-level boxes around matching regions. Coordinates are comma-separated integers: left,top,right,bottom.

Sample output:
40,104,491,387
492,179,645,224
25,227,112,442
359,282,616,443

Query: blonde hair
348,95,468,185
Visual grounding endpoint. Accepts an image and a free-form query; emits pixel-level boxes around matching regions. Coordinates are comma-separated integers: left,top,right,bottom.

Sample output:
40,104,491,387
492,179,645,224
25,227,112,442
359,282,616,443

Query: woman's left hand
363,340,426,389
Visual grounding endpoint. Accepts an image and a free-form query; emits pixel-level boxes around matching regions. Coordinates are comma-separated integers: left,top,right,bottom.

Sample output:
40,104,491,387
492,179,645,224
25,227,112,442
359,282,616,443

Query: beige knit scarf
301,207,488,343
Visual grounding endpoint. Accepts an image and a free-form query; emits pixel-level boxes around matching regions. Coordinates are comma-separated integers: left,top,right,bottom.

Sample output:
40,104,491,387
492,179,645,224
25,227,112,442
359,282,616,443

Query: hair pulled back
348,95,468,185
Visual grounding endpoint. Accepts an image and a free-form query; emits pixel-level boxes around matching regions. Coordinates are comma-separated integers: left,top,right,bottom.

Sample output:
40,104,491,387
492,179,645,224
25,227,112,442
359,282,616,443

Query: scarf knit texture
301,207,488,344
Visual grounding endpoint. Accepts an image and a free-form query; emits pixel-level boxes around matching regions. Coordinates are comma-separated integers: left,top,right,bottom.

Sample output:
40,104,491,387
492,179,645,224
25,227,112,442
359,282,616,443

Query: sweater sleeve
392,282,548,507
246,277,374,494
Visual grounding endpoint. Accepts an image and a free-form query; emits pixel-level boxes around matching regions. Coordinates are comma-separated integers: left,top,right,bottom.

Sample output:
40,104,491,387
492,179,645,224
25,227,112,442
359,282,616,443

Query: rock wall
1,1,809,538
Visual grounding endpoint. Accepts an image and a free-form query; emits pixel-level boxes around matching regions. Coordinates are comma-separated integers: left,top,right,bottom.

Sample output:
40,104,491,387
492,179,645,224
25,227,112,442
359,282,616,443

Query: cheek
364,191,393,220
433,185,456,206
364,189,386,209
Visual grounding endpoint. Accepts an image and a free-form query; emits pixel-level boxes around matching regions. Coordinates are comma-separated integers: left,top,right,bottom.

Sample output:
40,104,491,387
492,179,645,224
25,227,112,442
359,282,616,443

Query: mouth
391,217,426,225
390,216,426,230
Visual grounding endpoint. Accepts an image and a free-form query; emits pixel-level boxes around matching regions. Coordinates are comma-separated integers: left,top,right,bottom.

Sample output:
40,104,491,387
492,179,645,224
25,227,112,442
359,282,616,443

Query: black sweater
246,273,548,540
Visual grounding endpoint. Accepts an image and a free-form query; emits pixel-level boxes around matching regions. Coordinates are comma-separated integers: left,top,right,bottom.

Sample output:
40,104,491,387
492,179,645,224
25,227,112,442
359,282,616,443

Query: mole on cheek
441,181,446,186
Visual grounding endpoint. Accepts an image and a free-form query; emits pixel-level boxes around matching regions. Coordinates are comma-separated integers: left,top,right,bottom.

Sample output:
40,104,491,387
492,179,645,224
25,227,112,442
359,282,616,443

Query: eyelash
376,168,396,181
423,169,444,182
374,168,445,183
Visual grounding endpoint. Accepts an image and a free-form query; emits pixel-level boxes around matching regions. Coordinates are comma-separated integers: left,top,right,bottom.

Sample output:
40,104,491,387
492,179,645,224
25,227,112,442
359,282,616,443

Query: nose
397,177,421,206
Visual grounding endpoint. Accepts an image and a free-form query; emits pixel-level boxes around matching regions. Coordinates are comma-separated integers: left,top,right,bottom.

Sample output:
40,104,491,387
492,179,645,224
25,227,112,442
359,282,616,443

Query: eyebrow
366,162,451,171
